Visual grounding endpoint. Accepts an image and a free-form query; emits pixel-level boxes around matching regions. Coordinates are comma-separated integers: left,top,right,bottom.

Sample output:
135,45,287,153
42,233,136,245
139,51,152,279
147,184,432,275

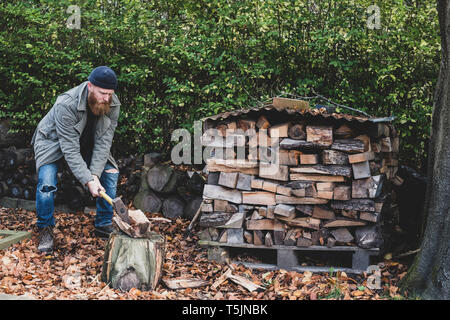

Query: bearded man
31,66,121,253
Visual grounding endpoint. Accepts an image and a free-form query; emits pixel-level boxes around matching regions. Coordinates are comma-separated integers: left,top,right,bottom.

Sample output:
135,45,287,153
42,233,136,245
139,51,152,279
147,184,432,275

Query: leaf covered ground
0,207,410,300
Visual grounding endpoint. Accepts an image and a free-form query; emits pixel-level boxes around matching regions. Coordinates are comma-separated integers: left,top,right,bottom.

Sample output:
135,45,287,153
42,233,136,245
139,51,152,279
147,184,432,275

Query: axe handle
184,200,204,237
99,191,113,206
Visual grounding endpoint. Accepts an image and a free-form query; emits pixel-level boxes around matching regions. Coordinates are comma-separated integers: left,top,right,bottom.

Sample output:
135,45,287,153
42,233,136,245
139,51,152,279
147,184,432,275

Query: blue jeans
36,161,119,228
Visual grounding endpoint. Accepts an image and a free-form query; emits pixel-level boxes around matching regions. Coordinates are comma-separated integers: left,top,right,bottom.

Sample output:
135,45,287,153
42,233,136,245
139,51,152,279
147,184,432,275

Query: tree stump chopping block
101,231,165,292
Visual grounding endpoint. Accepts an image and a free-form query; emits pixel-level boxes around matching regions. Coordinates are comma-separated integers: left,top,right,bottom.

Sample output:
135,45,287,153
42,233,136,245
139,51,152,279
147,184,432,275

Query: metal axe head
111,197,130,224
97,189,131,224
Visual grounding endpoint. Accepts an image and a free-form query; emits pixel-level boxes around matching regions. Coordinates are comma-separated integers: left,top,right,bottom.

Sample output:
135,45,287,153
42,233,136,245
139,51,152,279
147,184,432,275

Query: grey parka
31,81,120,186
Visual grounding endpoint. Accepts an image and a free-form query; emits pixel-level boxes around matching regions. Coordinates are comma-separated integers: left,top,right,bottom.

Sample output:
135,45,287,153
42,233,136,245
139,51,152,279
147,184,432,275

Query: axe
98,190,131,224
183,200,204,238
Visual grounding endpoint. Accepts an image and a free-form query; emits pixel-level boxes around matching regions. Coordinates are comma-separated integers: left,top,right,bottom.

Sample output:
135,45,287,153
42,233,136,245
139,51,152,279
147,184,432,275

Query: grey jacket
31,81,120,186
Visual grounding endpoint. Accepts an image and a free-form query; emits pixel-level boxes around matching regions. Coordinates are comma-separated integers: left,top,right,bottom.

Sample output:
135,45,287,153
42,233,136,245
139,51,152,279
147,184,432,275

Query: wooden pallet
199,240,379,274
0,230,32,250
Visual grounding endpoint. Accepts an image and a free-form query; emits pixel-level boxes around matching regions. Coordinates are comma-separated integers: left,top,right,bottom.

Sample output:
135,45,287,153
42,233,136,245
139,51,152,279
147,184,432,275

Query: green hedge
0,0,439,171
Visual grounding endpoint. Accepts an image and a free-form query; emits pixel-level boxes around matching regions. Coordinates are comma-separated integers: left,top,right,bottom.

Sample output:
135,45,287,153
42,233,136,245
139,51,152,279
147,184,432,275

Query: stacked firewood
0,147,144,211
116,155,144,205
0,147,36,201
132,153,205,220
198,106,399,249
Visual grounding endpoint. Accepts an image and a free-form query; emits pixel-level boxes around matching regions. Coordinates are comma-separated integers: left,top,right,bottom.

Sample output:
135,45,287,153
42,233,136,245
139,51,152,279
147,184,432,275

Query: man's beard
88,92,111,116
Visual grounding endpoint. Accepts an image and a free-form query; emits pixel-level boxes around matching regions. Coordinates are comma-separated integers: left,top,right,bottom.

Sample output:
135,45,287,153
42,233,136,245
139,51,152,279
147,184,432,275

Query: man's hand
86,175,105,197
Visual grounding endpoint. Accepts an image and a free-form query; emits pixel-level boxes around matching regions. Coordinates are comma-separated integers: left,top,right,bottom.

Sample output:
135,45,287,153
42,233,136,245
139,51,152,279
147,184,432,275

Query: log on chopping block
101,231,165,292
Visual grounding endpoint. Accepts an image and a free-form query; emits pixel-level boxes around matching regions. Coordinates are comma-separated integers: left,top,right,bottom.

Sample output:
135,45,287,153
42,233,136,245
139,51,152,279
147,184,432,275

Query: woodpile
0,147,144,211
0,145,204,219
132,154,205,220
0,147,37,201
198,103,399,249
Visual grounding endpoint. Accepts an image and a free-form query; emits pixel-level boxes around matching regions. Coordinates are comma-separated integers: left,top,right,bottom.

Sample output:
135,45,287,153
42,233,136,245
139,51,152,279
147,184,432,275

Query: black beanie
88,66,118,90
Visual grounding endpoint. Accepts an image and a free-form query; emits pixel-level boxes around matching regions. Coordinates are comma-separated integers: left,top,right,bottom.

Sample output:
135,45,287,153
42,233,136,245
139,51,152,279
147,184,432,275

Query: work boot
37,226,54,254
94,224,116,239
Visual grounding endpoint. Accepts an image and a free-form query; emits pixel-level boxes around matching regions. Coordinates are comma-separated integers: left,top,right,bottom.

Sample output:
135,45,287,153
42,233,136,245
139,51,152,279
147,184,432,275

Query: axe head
112,197,130,224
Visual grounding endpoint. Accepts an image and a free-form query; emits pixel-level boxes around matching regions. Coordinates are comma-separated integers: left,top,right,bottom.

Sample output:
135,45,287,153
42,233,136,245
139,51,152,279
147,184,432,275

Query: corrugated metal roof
201,104,394,124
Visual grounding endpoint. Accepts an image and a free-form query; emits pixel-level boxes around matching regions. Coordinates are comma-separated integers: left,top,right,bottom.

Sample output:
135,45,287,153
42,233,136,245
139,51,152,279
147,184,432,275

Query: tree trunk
101,232,165,292
400,1,450,299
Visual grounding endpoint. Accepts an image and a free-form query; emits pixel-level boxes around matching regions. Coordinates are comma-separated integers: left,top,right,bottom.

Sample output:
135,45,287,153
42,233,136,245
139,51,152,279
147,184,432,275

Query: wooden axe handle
99,190,113,206
184,200,204,238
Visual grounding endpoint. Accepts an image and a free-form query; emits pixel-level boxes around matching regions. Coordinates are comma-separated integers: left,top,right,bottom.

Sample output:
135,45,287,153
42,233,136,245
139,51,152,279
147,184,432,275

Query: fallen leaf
352,290,365,297
293,289,303,297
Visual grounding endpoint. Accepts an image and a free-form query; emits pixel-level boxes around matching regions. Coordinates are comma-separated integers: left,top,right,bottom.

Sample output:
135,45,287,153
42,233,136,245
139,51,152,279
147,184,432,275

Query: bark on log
183,196,203,220
133,190,162,213
331,199,376,212
322,150,349,165
290,165,352,177
101,232,165,292
331,139,365,154
280,138,327,150
306,125,333,147
288,124,306,140
146,165,178,193
162,195,185,219
199,212,233,227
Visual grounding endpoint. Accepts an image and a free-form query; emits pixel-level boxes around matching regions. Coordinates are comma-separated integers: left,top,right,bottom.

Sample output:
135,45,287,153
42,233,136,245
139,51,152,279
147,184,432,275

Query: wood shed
197,97,400,272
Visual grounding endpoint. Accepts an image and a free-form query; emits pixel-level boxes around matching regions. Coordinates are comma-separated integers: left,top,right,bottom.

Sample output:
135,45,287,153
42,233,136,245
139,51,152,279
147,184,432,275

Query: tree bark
101,232,165,292
400,1,450,299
